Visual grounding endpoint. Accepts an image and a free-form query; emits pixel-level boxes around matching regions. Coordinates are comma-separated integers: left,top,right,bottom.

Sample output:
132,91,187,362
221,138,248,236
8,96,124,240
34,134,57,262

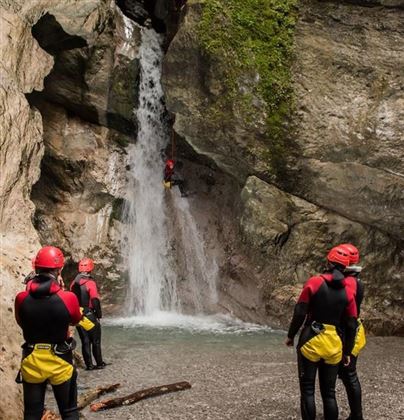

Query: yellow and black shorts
300,324,342,365
78,307,96,331
21,344,74,385
352,319,366,357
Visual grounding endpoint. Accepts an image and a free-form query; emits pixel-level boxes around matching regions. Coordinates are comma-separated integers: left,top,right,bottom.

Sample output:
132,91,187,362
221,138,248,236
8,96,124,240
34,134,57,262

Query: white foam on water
106,311,273,334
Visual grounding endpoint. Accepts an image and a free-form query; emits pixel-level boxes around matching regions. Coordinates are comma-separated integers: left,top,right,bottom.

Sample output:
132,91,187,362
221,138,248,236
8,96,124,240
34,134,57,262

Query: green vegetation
198,0,298,175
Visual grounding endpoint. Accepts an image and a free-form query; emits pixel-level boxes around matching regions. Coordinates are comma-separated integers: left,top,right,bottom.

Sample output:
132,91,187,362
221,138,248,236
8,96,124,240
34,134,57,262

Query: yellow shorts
300,324,342,365
78,307,96,331
21,344,74,385
352,319,366,357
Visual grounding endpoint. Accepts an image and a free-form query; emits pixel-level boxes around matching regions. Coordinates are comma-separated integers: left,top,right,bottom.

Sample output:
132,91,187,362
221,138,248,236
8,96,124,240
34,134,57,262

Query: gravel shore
59,327,404,420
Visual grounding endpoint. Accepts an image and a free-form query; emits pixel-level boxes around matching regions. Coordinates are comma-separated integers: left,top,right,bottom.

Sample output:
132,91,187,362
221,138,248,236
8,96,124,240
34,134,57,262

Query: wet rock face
28,3,140,305
163,1,404,333
32,7,141,135
0,1,139,415
291,1,404,240
30,100,130,301
240,177,403,334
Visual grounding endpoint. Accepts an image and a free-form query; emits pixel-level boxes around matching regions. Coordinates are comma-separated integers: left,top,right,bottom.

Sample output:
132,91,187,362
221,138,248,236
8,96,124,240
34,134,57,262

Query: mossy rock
198,0,298,177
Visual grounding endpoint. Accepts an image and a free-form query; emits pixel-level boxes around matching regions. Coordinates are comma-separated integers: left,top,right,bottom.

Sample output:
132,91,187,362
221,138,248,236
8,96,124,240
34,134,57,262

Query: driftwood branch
78,383,120,409
73,350,85,369
90,381,192,412
41,383,120,419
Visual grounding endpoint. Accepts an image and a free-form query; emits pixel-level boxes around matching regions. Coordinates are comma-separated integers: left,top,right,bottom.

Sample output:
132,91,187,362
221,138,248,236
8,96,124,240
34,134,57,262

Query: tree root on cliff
90,381,192,412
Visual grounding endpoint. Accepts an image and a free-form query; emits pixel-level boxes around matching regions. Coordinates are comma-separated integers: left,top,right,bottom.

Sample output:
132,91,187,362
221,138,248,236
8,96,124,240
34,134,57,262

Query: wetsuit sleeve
287,302,309,339
87,280,102,319
287,277,322,339
343,290,358,355
15,291,29,326
59,291,82,325
356,278,364,316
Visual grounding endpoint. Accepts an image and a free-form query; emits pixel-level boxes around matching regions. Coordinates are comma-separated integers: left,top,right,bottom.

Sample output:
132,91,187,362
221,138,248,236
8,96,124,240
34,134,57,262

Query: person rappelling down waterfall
164,158,188,197
70,258,106,371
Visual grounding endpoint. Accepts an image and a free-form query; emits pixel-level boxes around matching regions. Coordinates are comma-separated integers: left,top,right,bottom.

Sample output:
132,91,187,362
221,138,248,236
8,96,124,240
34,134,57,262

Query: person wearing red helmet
163,158,188,197
15,246,82,420
339,243,365,420
286,245,358,420
70,258,105,370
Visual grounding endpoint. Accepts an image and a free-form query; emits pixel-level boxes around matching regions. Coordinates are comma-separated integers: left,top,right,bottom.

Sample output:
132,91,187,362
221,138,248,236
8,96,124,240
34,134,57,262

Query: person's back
304,273,352,327
15,246,81,420
286,246,358,420
17,274,79,344
70,258,105,371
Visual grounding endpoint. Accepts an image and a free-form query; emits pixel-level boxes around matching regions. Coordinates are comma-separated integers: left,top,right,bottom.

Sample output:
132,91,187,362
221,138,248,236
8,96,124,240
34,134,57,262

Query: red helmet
166,159,175,170
339,243,360,265
327,245,350,267
79,258,94,273
31,257,36,270
35,246,65,269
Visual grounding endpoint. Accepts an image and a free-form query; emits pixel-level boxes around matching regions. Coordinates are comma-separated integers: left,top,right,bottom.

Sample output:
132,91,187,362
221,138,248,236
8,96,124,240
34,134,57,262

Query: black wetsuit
70,273,104,369
15,274,82,420
339,273,364,420
287,270,358,420
164,164,187,196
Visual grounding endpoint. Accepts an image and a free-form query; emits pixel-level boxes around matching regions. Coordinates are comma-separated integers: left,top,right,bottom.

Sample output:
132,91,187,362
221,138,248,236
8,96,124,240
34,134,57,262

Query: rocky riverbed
46,319,404,419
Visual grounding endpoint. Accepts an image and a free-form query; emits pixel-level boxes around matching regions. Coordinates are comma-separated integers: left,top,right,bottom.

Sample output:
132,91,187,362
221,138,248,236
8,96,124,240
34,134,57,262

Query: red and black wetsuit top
15,274,82,344
164,165,174,182
287,270,358,355
70,274,102,318
344,273,364,316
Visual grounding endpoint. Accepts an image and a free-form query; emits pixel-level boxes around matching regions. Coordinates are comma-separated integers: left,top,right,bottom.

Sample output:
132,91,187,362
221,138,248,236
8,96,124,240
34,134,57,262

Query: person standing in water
70,258,106,370
286,245,358,420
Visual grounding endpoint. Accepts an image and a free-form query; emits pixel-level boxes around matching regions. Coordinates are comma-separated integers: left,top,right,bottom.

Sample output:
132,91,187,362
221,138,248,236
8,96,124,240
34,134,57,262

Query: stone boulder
240,176,404,335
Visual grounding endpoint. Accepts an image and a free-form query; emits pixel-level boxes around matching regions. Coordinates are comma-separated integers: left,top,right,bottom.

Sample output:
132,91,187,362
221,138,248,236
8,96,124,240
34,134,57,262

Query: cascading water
123,25,219,320
124,27,178,315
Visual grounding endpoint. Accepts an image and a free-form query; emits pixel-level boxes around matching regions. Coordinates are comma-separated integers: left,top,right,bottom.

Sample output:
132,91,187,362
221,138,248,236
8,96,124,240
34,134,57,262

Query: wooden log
78,383,120,409
90,381,192,412
73,350,85,369
41,383,120,420
41,410,60,420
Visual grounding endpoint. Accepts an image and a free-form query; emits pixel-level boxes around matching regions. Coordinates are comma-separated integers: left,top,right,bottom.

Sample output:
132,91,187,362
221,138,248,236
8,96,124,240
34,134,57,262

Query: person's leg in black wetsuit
318,361,339,420
298,352,318,420
52,370,79,420
339,356,363,420
23,381,47,420
77,326,93,369
88,320,104,367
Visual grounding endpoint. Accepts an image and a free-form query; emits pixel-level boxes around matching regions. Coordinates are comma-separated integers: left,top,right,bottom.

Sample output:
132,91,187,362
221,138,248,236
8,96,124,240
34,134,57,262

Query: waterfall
124,28,177,315
123,26,218,318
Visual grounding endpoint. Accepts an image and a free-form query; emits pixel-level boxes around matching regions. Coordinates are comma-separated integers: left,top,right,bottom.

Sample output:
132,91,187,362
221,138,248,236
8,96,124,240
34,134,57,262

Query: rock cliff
0,0,139,416
162,0,404,333
1,0,403,416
